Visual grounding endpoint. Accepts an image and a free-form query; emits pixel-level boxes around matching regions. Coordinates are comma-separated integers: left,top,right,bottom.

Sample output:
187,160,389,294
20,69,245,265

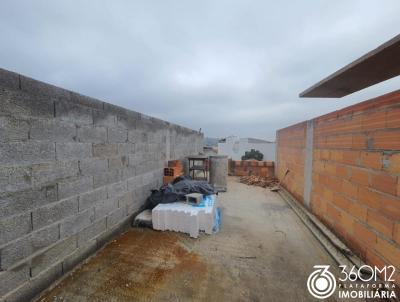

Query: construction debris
239,175,279,188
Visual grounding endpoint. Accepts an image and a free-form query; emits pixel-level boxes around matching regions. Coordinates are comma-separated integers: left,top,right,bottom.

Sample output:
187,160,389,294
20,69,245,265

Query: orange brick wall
229,160,274,177
276,121,307,204
277,90,400,282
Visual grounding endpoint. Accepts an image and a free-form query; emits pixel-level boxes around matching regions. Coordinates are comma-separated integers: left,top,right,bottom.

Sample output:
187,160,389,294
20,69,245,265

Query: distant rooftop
247,137,274,144
218,136,274,144
300,33,400,98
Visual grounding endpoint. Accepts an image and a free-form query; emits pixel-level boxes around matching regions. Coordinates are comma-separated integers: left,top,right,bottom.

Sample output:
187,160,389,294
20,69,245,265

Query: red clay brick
341,180,358,199
386,107,400,128
371,130,400,150
336,212,354,239
326,134,353,149
350,167,369,186
353,222,377,245
360,151,382,170
326,176,342,192
352,134,367,149
327,203,342,222
329,150,343,162
320,149,330,160
383,153,400,174
367,210,394,238
358,187,381,210
336,165,350,179
361,110,386,131
374,237,400,268
348,202,368,221
322,187,334,203
379,194,400,221
394,224,400,245
324,162,336,174
370,172,397,196
342,150,360,165
365,249,386,270
332,193,351,211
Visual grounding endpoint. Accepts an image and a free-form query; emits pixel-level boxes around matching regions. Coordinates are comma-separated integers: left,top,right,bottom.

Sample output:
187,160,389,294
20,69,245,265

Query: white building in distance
217,136,276,161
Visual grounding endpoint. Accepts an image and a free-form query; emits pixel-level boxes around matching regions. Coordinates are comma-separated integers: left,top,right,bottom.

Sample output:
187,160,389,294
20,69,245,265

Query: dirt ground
36,177,346,302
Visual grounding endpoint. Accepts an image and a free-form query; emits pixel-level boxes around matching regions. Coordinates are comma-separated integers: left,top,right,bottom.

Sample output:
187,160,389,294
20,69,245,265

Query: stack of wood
239,175,279,188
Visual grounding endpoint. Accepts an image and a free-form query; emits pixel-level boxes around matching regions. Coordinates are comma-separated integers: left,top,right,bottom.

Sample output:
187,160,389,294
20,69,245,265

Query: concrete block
116,191,133,210
106,207,125,229
55,99,93,124
60,208,94,239
0,165,32,194
107,127,127,143
93,143,118,158
30,235,77,277
142,171,155,186
127,197,142,215
58,176,93,200
0,89,54,119
93,109,115,127
77,218,106,247
0,224,59,270
94,197,119,220
93,169,121,188
117,143,135,155
79,187,107,211
31,160,79,186
70,91,104,110
56,142,92,161
79,158,108,176
0,142,55,165
0,68,20,90
20,75,70,101
62,239,97,273
128,153,143,166
0,263,30,297
0,212,31,246
32,197,78,230
0,185,57,219
126,175,143,190
3,262,62,302
0,116,29,143
107,181,127,199
135,161,153,175
128,129,140,143
108,155,129,170
116,110,140,129
30,119,76,142
122,166,136,179
95,217,130,249
77,126,107,143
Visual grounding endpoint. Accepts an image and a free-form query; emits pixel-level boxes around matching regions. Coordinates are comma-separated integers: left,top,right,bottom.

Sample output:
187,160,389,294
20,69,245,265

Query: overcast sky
1,1,400,140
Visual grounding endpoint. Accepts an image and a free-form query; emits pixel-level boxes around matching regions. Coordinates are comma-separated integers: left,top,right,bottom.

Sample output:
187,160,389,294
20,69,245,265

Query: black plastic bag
146,176,216,209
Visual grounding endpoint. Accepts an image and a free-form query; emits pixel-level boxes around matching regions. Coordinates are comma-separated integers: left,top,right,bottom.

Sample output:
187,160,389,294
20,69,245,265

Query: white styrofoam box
152,195,217,238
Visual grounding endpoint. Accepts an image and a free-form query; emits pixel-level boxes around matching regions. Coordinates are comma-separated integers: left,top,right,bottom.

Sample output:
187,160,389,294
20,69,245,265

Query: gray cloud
1,0,400,140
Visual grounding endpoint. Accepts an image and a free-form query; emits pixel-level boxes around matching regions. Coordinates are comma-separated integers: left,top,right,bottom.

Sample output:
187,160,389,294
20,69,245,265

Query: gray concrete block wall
0,68,203,301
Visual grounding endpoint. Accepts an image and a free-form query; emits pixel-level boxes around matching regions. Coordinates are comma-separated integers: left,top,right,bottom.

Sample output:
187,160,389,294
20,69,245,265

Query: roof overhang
300,34,400,98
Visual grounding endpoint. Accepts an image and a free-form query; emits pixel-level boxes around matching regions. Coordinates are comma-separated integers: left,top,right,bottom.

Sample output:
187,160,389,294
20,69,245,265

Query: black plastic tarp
145,176,216,209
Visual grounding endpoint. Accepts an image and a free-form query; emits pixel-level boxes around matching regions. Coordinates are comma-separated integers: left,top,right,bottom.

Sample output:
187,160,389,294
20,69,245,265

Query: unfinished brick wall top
276,121,307,204
0,68,203,301
228,159,274,177
277,89,400,285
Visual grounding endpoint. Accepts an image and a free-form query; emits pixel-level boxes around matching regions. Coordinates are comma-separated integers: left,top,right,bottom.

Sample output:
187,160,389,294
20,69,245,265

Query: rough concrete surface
35,177,349,302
